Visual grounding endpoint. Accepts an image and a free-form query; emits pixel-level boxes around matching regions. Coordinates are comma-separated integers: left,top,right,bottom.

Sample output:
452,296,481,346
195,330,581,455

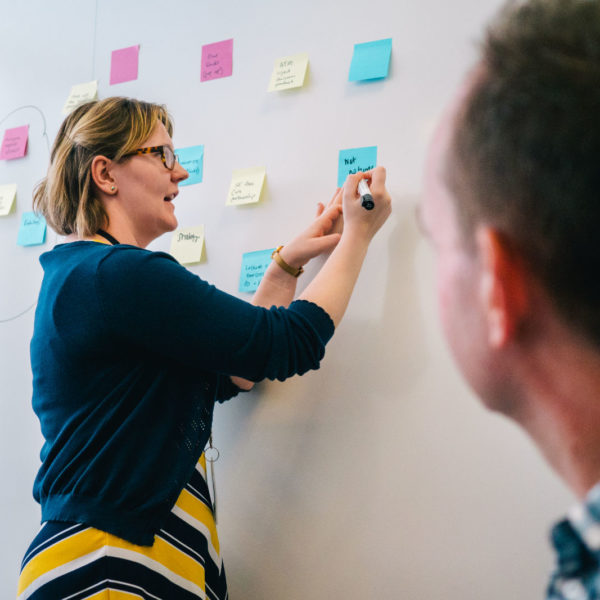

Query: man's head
422,0,600,411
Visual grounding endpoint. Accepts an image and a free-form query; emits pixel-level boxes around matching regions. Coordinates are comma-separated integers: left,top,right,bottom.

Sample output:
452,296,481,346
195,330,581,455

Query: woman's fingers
317,204,343,232
307,233,341,256
298,204,343,243
328,187,342,207
359,166,386,196
342,172,366,202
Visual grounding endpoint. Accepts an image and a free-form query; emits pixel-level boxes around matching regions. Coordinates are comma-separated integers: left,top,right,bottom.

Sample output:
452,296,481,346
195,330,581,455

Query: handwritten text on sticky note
17,212,46,247
176,145,204,186
268,53,309,92
348,38,392,82
62,81,98,115
170,225,205,265
201,39,233,82
338,146,377,187
227,167,266,206
239,248,275,293
0,125,29,160
110,45,140,85
0,184,17,216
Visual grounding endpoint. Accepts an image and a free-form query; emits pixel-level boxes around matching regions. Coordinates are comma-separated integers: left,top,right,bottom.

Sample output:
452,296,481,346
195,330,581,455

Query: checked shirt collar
548,484,600,599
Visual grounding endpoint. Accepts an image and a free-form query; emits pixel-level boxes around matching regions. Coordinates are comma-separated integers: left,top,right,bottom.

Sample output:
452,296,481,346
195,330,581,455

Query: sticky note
0,125,29,160
110,44,140,85
17,212,46,247
338,146,377,187
0,184,17,216
268,53,309,92
62,80,98,115
170,225,205,265
176,145,204,186
201,39,233,82
227,167,266,206
348,38,392,81
239,248,275,293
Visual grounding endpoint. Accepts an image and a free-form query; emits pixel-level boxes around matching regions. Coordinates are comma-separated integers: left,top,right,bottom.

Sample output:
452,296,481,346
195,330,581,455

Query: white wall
0,1,573,597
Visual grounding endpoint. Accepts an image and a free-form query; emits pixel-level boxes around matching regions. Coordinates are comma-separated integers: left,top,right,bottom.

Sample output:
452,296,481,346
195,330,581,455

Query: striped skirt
17,454,227,599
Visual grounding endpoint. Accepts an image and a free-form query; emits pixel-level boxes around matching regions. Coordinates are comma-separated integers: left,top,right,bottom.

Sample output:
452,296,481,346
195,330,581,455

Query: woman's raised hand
341,166,392,242
278,167,391,270
296,166,392,326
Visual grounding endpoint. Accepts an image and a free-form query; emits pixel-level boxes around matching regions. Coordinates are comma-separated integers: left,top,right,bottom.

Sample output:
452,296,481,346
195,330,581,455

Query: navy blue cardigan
30,242,334,545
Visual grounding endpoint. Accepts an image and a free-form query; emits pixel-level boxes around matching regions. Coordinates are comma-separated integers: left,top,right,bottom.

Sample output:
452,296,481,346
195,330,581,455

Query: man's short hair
448,0,600,347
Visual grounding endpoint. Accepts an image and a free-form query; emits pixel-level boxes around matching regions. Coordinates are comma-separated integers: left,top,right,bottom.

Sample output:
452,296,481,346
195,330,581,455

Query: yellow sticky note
62,81,98,115
0,183,17,216
268,53,309,92
226,167,266,206
170,225,205,265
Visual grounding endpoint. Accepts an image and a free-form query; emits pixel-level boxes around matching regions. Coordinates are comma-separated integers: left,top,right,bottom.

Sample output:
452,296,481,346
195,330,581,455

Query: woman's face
109,121,189,246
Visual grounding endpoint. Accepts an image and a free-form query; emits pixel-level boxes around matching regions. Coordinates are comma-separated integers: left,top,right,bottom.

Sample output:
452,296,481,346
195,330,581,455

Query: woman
17,97,391,599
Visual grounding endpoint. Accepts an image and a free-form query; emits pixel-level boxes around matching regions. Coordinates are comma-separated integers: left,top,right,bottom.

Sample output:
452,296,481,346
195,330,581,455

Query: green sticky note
170,225,205,265
0,183,17,216
348,38,392,81
62,80,98,115
268,53,309,91
227,167,266,206
17,212,46,246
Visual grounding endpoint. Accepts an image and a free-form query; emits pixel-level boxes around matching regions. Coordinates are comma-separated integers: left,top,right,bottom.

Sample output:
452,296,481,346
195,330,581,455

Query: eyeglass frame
121,145,180,170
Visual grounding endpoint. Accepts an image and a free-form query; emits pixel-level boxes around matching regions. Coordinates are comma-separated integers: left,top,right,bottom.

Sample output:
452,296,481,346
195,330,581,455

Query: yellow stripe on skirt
17,454,227,600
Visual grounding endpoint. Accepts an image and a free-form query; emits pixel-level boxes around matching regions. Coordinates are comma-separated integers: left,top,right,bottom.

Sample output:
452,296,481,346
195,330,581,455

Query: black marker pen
358,179,374,210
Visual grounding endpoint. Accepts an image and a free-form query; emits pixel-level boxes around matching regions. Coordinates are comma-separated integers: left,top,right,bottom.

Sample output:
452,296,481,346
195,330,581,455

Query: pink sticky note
201,39,233,82
0,125,29,160
110,45,140,85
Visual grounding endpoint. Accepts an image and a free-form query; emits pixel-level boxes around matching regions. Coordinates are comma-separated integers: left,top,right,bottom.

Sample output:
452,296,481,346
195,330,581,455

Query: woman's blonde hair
33,97,173,236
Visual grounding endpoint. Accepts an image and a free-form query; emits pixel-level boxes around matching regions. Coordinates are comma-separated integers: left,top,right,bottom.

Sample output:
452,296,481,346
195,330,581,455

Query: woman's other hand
278,188,343,269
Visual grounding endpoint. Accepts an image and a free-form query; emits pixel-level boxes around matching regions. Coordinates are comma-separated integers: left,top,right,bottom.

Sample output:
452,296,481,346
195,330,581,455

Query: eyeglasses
122,145,179,170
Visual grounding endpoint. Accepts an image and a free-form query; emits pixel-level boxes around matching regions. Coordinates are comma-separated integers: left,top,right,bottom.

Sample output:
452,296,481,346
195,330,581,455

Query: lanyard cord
96,229,120,245
207,433,220,523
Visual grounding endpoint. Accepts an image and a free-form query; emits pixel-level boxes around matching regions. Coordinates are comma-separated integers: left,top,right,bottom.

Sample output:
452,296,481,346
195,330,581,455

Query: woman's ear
90,155,117,196
476,226,530,348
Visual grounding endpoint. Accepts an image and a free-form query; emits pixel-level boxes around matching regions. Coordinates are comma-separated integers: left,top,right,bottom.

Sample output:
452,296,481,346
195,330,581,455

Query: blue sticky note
176,145,204,186
348,38,392,82
239,248,275,293
17,212,46,246
337,146,377,187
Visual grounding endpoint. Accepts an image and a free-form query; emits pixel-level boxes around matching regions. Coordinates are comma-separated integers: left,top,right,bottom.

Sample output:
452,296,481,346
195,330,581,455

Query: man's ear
476,226,530,348
90,155,117,196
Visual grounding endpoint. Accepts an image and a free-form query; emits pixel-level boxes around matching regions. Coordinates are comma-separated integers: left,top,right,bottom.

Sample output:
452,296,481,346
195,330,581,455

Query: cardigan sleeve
95,247,335,383
215,374,243,403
